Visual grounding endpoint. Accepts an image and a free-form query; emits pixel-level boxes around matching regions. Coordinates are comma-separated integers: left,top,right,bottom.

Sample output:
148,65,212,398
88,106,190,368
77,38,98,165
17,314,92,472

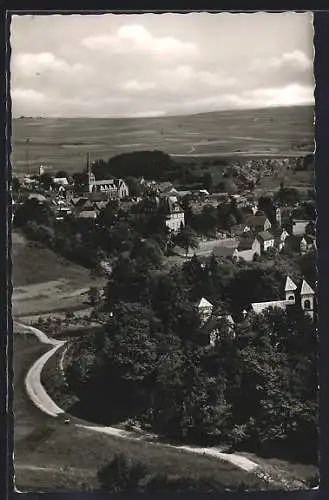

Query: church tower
87,153,95,193
285,276,297,304
300,280,315,320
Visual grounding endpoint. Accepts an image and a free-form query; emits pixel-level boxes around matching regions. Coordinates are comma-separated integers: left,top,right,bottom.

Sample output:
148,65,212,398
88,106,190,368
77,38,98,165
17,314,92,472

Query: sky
10,12,314,118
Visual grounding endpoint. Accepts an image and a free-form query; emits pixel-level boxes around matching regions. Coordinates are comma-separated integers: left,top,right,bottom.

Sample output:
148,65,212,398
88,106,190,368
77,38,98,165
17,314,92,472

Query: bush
97,453,147,492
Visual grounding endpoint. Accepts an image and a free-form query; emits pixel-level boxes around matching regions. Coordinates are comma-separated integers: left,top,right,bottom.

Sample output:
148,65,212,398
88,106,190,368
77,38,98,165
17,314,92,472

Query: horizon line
12,102,313,120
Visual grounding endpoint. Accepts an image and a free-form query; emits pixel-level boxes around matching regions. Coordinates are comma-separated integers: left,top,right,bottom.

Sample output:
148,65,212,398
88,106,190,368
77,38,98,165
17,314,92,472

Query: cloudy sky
10,12,314,118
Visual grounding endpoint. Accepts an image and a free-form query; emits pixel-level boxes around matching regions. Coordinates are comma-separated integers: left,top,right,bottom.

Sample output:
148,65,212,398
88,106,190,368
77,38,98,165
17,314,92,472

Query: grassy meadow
11,105,314,176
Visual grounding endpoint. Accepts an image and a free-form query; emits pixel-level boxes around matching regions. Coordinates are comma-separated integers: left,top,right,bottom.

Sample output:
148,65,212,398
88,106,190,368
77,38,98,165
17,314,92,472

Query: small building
197,297,213,324
284,234,316,255
292,220,309,236
230,224,251,237
213,246,238,260
157,181,174,193
236,237,261,262
73,198,101,219
77,209,98,220
53,177,69,187
164,197,185,233
300,235,317,255
246,214,272,233
276,228,289,252
257,231,275,252
27,193,47,203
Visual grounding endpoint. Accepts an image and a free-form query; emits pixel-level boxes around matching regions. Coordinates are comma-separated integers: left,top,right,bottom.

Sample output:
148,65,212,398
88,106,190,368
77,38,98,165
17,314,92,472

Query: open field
12,231,101,318
12,105,314,176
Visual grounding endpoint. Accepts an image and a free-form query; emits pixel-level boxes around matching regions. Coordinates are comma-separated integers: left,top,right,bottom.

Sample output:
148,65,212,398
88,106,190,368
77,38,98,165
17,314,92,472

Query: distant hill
12,105,314,175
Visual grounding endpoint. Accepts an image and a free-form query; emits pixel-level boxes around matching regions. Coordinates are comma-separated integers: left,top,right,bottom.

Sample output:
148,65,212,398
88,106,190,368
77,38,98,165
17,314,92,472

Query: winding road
18,321,260,470
15,320,307,490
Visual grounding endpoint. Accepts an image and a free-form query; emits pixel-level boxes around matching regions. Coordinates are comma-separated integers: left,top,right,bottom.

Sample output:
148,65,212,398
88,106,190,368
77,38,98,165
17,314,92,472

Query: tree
125,176,143,197
258,196,276,225
174,227,198,258
55,170,68,178
72,172,88,193
130,237,163,269
227,213,238,232
12,177,21,192
39,172,53,190
200,205,218,235
14,198,55,228
202,172,213,193
88,286,101,306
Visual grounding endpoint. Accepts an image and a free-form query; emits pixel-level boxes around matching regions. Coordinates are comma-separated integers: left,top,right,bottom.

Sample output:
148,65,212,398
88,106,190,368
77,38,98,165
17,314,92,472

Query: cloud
10,14,314,117
82,24,199,58
13,52,84,77
244,84,314,107
251,50,312,72
12,88,48,103
161,65,237,91
122,79,157,92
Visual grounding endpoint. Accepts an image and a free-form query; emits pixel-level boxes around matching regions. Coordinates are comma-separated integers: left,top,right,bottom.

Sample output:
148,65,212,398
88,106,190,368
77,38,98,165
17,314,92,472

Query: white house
300,235,316,255
257,231,275,252
236,237,261,262
292,220,309,236
197,297,213,324
53,177,69,187
165,197,185,233
277,229,289,251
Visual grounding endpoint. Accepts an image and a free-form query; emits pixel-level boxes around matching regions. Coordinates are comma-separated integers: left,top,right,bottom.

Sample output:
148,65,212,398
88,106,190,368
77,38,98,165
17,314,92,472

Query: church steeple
87,152,95,193
284,276,297,303
300,280,315,320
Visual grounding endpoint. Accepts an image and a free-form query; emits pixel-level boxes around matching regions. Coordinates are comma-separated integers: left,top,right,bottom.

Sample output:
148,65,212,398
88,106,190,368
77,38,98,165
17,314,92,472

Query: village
12,151,316,343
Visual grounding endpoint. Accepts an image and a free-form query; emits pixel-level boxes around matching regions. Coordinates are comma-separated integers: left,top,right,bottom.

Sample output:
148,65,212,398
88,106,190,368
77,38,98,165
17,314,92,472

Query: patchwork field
12,105,314,176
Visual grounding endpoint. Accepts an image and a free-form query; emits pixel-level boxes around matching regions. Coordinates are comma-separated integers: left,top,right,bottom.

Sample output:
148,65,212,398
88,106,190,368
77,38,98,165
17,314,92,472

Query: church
251,276,316,320
87,156,129,199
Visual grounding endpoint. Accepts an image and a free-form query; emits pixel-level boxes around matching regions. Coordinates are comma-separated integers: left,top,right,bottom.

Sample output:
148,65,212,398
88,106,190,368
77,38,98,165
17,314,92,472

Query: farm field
12,105,314,176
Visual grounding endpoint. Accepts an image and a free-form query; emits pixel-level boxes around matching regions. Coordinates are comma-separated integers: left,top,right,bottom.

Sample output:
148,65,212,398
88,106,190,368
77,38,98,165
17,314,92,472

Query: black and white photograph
10,11,318,493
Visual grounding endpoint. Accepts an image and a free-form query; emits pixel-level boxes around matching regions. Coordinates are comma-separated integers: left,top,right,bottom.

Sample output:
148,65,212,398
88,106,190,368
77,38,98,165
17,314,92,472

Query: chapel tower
300,280,315,320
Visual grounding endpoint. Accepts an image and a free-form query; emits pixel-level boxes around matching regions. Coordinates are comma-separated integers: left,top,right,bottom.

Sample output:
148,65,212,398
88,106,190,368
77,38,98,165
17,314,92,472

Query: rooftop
198,297,213,309
251,300,289,314
301,280,315,295
257,230,274,241
237,237,255,251
246,214,269,227
285,276,297,292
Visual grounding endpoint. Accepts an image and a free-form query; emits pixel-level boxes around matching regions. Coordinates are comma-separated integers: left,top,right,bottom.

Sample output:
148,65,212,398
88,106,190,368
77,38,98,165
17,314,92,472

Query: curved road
17,320,306,488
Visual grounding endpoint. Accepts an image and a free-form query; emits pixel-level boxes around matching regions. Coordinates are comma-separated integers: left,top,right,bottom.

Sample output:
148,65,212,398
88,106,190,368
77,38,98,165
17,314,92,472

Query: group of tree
65,249,317,464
